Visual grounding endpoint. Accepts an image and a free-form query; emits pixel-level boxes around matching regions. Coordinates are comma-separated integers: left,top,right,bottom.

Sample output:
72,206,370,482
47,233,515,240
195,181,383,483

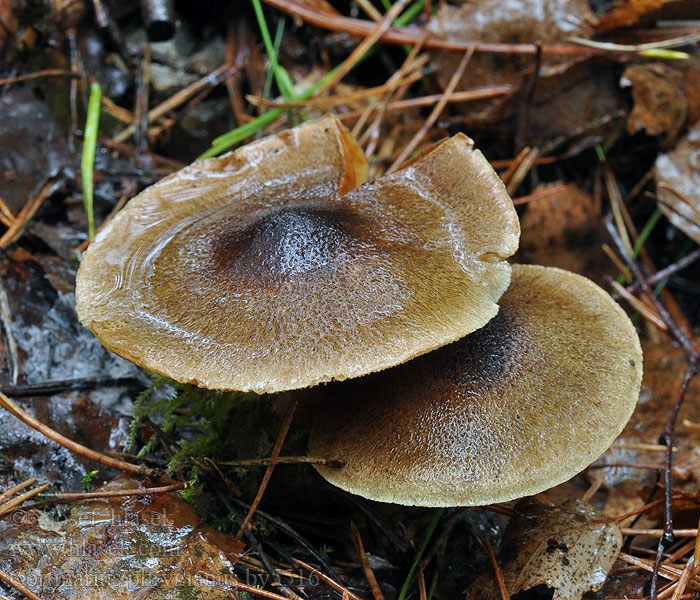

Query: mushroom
308,264,643,507
76,115,519,394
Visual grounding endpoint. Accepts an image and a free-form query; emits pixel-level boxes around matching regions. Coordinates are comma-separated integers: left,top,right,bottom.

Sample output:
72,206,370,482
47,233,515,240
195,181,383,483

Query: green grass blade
81,81,101,242
397,508,444,600
251,0,296,100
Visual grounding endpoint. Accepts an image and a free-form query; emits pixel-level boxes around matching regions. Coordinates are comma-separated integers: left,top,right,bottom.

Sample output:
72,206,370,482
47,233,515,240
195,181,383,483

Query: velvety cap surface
309,264,643,506
76,116,518,393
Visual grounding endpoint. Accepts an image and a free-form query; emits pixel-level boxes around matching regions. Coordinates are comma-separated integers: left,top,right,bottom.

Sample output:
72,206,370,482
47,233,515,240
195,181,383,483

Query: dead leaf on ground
517,183,616,284
655,122,700,245
0,476,245,599
621,63,687,147
427,0,597,128
466,498,622,600
596,0,690,31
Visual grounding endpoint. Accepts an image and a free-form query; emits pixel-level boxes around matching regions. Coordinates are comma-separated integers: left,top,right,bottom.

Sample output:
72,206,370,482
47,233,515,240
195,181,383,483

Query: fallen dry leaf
517,182,616,284
621,63,687,147
466,499,622,600
655,122,700,245
0,476,244,599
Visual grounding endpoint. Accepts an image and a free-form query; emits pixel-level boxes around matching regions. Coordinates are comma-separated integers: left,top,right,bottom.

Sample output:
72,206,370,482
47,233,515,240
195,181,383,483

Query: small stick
261,0,629,56
626,248,700,294
350,522,384,600
218,456,343,468
292,558,364,600
670,557,694,600
0,567,43,600
236,399,298,539
0,391,157,478
0,180,61,250
45,481,187,501
0,69,81,86
113,64,231,143
622,529,699,538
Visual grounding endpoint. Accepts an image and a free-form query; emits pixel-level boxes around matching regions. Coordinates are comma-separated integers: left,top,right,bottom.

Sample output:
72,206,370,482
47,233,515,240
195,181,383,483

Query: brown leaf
466,499,622,600
622,63,687,147
0,476,244,599
655,123,700,245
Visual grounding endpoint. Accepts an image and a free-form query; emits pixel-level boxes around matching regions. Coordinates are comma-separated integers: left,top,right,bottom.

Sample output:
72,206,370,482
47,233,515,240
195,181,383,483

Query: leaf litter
0,0,699,599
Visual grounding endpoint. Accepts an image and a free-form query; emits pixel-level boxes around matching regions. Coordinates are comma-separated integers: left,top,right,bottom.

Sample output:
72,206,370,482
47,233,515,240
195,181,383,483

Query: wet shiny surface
310,265,644,507
76,116,519,393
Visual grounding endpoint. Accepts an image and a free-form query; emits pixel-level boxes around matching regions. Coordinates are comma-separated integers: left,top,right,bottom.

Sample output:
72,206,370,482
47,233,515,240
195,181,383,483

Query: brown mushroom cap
309,264,643,507
76,115,519,394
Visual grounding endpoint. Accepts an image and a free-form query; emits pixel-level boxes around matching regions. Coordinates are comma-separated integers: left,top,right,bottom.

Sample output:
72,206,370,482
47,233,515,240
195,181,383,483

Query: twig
236,399,298,539
626,248,700,294
218,456,344,468
0,567,43,600
0,69,81,86
261,0,631,56
0,391,158,478
387,45,474,173
113,64,231,143
651,361,700,600
0,180,61,250
45,481,187,501
622,529,700,538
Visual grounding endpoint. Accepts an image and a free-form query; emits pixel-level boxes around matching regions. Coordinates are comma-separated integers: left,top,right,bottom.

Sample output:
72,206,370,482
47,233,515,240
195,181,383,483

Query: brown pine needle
45,481,187,501
0,478,36,504
236,399,298,539
611,280,669,332
500,146,529,187
316,0,411,96
387,44,475,173
0,567,43,600
505,147,539,196
292,558,365,600
602,243,633,282
0,482,50,515
199,571,291,600
351,522,384,600
0,391,157,478
483,536,509,600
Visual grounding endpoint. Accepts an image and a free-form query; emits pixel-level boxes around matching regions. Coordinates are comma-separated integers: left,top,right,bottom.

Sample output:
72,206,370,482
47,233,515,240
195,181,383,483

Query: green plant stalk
397,508,445,600
263,17,287,100
427,536,448,600
251,0,296,100
81,81,101,241
200,0,426,158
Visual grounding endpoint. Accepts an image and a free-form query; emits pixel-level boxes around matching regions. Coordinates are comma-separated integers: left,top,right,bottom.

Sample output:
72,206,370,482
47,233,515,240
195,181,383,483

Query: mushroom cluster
76,115,642,507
